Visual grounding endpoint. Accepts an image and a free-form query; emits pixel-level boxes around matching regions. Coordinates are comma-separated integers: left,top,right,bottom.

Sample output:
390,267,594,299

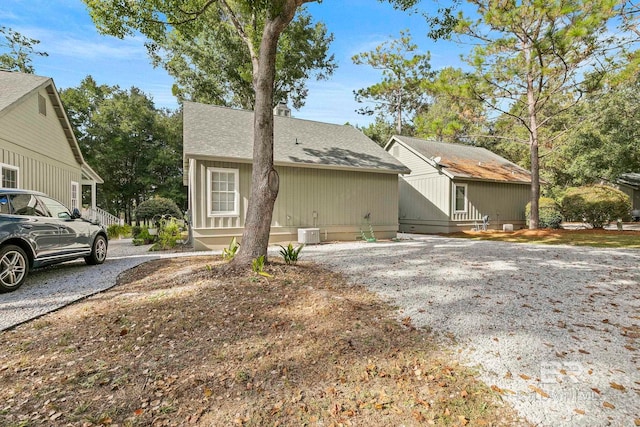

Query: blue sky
1,0,467,126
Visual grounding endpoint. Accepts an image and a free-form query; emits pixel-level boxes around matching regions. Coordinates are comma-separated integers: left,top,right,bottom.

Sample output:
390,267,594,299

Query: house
617,173,640,214
0,71,103,215
183,101,410,250
385,135,532,233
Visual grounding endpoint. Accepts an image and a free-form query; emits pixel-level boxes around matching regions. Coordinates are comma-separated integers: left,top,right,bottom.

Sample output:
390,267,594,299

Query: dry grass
449,228,640,248
0,257,528,426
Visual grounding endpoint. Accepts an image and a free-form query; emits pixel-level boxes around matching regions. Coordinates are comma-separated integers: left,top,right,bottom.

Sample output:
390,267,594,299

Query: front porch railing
83,207,122,227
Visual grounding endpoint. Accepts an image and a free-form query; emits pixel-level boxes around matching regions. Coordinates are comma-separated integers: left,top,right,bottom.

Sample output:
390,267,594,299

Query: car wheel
0,245,29,292
85,235,108,265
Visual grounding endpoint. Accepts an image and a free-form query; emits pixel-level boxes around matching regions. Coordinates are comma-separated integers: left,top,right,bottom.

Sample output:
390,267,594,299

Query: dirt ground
0,256,529,426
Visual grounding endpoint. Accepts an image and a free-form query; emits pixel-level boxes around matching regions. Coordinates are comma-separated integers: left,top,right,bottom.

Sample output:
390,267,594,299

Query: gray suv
0,189,108,292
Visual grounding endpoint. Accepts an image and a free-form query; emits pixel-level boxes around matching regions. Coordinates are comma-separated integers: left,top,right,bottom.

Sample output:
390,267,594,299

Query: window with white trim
208,167,239,216
453,183,468,213
1,164,19,189
71,181,80,211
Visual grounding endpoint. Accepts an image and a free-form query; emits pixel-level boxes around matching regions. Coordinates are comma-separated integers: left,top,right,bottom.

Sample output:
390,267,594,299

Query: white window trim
71,181,80,211
207,167,239,217
453,183,468,214
0,163,20,189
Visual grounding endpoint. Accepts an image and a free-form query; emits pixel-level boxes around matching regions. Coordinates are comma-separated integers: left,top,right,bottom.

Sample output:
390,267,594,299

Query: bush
134,197,183,222
560,185,631,228
107,224,132,239
131,225,142,239
279,243,304,265
525,197,563,229
155,217,181,250
132,226,155,246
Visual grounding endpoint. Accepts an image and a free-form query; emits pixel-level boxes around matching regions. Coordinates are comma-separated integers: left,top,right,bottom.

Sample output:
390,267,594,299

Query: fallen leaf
574,408,585,415
591,387,601,394
610,382,626,391
204,388,213,397
519,374,531,380
504,371,513,379
134,408,144,416
578,349,590,354
458,415,469,425
528,385,550,398
603,401,615,409
634,418,640,426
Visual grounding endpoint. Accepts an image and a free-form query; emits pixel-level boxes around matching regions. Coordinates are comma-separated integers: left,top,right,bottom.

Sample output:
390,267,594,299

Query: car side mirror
72,208,82,219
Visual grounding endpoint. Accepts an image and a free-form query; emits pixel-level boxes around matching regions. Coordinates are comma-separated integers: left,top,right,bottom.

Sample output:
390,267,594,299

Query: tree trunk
526,55,540,230
230,7,298,266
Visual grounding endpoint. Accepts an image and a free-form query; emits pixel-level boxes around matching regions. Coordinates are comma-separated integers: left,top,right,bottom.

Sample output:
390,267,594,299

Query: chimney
273,101,291,117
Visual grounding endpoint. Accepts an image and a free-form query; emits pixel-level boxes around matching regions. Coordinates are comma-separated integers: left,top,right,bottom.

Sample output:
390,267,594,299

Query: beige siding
190,159,400,248
390,140,530,233
452,180,530,224
0,90,82,206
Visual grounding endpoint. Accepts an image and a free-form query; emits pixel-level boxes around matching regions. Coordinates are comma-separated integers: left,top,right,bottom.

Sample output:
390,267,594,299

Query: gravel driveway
0,239,214,331
302,235,640,427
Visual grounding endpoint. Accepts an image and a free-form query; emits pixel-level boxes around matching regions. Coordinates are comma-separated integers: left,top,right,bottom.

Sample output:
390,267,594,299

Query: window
208,167,239,216
1,164,19,188
71,181,80,211
39,196,72,219
453,183,468,213
10,194,48,216
38,93,47,116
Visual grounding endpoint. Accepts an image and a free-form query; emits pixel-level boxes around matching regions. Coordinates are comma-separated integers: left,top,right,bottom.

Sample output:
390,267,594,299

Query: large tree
83,0,417,266
0,26,48,73
148,8,336,109
436,0,622,228
61,78,186,220
352,30,433,135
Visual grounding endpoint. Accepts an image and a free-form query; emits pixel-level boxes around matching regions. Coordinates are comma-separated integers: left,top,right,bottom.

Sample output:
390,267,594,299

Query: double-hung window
208,167,239,216
1,164,19,189
453,183,468,213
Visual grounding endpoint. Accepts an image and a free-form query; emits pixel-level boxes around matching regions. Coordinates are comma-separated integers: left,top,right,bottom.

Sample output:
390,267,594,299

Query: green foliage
155,217,182,250
279,243,304,265
359,115,396,147
222,237,240,261
251,255,272,277
134,197,183,222
0,26,48,73
107,224,132,239
560,185,631,228
60,79,186,223
132,227,154,246
131,225,142,238
525,198,563,229
150,8,335,110
352,30,433,134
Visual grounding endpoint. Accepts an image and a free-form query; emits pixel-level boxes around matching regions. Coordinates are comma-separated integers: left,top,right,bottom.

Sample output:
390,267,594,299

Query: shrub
222,237,239,261
106,224,131,239
131,225,142,238
155,217,181,250
525,197,563,229
279,243,304,265
134,197,183,222
560,185,631,228
132,226,155,246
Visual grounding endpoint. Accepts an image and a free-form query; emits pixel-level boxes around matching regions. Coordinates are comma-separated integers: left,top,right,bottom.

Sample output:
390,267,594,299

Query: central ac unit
298,228,320,244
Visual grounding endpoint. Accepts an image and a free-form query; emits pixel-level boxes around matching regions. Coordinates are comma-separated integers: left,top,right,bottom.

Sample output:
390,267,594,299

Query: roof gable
183,101,410,174
0,71,102,183
388,135,531,184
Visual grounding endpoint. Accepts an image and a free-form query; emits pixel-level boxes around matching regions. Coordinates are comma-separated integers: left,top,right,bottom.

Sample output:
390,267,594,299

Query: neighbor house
385,135,532,234
0,71,103,215
617,173,640,213
183,101,410,250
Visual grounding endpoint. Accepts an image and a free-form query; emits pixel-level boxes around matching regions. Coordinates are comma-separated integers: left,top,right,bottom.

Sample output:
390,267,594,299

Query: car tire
85,235,108,265
0,245,29,292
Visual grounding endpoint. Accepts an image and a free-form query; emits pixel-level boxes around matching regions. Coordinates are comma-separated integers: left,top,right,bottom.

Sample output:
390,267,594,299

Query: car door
8,193,60,259
37,195,91,255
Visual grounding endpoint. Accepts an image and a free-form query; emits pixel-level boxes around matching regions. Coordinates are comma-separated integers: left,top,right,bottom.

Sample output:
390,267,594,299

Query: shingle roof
618,173,640,189
183,101,410,174
0,71,50,114
390,135,531,183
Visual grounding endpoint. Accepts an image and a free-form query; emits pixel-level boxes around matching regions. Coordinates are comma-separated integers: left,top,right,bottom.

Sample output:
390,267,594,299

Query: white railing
83,207,123,227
